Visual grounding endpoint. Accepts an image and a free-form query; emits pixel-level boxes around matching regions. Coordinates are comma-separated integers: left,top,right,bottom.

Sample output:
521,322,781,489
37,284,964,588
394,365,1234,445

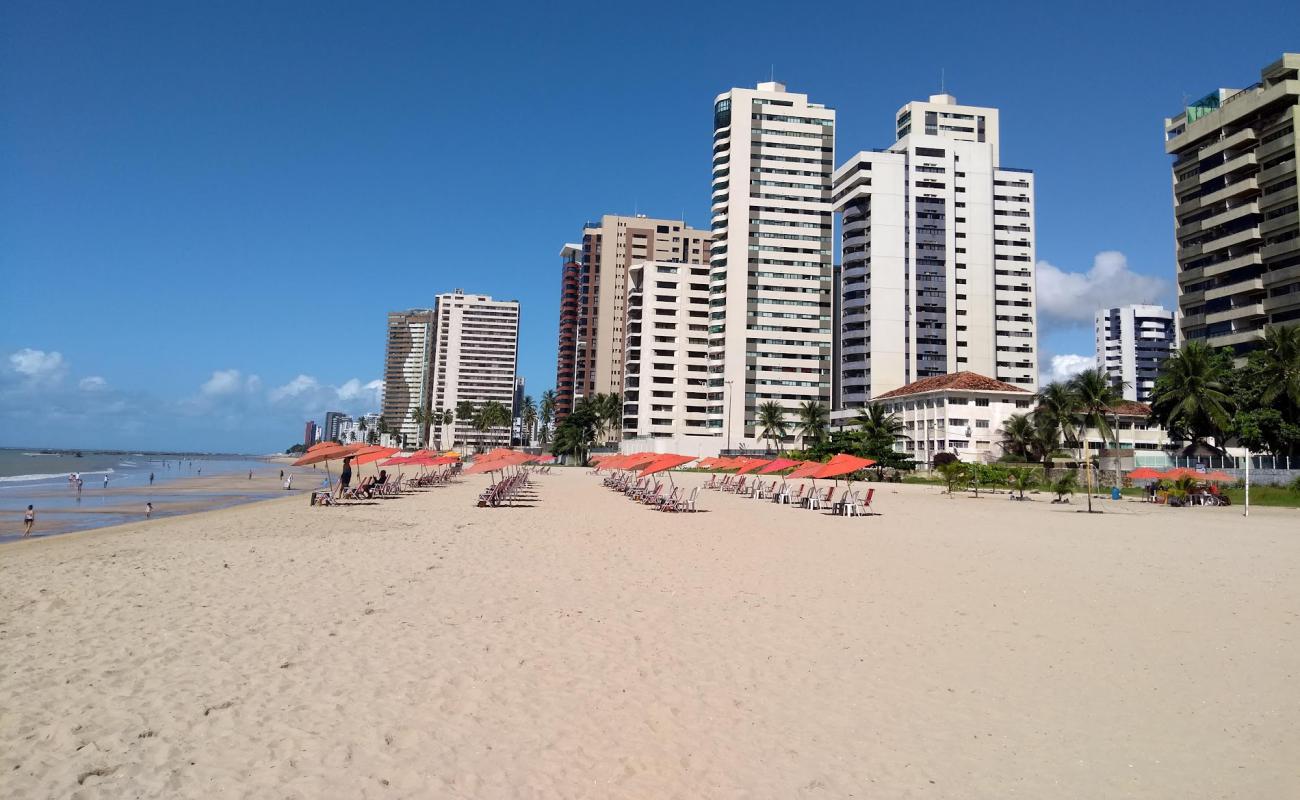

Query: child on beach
23,505,35,537
145,502,153,519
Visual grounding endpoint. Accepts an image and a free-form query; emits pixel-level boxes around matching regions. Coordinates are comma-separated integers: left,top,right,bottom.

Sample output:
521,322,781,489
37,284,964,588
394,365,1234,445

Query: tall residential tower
429,290,520,450
708,82,835,448
381,308,435,447
1095,304,1176,403
1164,53,1300,356
832,94,1038,405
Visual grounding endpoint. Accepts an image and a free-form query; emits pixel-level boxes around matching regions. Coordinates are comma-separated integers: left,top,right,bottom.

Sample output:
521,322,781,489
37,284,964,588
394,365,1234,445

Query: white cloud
201,369,259,396
1037,251,1169,326
79,376,109,392
269,374,320,403
1044,354,1094,384
8,348,68,385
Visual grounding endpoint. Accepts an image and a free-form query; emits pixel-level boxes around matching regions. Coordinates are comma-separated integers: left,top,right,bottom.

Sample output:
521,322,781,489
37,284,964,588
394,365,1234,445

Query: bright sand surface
2,469,1298,798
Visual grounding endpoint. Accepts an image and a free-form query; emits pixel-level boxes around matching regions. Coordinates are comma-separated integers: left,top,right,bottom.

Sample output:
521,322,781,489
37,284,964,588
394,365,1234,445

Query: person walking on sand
103,475,109,489
279,469,284,481
248,470,253,480
76,478,83,501
23,505,35,537
145,502,153,519
149,472,155,486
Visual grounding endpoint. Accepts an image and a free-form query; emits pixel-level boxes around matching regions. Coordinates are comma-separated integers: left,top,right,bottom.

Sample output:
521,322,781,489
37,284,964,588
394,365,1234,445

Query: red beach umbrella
1127,467,1163,480
758,458,799,474
637,454,696,480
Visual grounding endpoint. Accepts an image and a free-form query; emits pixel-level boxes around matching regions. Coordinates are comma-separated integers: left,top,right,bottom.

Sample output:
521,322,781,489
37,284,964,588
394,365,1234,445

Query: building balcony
1200,151,1257,183
1205,302,1265,325
1201,226,1261,255
1201,177,1259,206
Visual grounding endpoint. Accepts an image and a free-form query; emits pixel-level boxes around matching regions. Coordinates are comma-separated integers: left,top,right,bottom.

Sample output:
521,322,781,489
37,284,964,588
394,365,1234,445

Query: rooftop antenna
940,67,945,93
770,64,775,82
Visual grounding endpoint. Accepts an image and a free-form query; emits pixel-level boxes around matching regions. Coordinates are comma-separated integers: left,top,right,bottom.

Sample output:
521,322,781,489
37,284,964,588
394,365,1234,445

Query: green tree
1005,465,1040,500
551,398,597,463
473,400,511,451
1034,381,1081,452
1259,324,1300,411
590,392,622,444
936,460,969,494
999,413,1037,461
539,390,557,445
1149,340,1234,446
455,401,476,451
409,406,435,447
1049,472,1077,503
1071,368,1123,513
756,401,789,454
797,400,830,448
520,395,538,446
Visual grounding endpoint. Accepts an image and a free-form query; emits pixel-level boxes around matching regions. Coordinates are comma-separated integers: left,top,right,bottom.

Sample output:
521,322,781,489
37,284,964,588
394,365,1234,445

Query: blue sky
2,0,1297,452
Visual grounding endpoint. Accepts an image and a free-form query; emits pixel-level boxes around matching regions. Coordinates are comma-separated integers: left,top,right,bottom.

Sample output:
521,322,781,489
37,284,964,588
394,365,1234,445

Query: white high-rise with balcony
429,290,520,450
1095,304,1175,403
708,82,835,449
832,94,1038,406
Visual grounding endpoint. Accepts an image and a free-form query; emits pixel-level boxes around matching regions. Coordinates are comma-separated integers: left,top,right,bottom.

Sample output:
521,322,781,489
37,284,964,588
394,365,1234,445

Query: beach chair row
477,471,530,507
703,475,875,516
604,474,698,512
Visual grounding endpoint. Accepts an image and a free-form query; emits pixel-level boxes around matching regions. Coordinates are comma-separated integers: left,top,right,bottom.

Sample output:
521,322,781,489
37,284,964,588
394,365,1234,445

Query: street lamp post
725,379,734,454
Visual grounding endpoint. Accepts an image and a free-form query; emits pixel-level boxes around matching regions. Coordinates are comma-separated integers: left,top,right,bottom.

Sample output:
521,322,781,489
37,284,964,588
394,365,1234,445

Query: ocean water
0,449,313,542
0,449,274,489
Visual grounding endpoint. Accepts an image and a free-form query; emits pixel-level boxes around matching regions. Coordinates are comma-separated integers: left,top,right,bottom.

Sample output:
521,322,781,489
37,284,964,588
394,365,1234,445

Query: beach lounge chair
785,484,805,506
666,486,698,512
805,486,833,510
859,487,875,515
703,474,718,490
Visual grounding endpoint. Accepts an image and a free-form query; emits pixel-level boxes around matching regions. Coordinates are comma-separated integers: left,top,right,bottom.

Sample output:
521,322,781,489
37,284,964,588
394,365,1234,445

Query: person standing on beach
23,505,35,537
76,478,83,501
145,502,153,519
149,472,155,485
337,456,353,498
248,470,253,480
103,475,109,489
279,469,284,481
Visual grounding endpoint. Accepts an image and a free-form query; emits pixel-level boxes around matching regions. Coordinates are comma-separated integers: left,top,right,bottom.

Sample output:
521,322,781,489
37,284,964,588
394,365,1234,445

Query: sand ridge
2,469,1298,798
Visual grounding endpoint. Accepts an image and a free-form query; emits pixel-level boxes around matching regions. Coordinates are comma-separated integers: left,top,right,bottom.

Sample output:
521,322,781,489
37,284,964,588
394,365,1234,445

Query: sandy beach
2,468,1298,798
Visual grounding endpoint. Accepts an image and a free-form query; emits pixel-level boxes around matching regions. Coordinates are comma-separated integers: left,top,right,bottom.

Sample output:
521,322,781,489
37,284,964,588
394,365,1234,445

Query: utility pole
1244,449,1251,518
725,379,734,454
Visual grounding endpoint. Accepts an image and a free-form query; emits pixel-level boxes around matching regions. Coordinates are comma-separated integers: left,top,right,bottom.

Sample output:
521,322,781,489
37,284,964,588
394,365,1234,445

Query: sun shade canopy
638,454,696,478
291,442,365,466
350,446,399,466
757,458,798,474
735,458,771,475
1127,467,1163,480
784,461,825,479
813,454,876,479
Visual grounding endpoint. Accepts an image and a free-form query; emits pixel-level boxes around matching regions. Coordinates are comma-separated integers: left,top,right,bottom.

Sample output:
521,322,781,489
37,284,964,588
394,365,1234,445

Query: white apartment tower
1095,304,1175,403
833,94,1038,405
709,82,835,448
381,308,435,448
429,290,520,450
621,261,714,440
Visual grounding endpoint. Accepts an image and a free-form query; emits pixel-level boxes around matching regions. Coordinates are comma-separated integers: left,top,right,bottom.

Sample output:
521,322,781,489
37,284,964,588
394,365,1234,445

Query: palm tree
756,401,789,454
520,395,538,446
936,460,968,495
552,398,597,463
1259,324,1300,410
1070,368,1123,513
408,406,434,448
455,401,475,451
472,400,511,451
590,393,622,444
856,403,904,451
539,390,557,445
1050,472,1077,503
999,413,1036,461
1034,381,1080,450
1005,466,1040,500
796,400,829,448
1149,340,1234,445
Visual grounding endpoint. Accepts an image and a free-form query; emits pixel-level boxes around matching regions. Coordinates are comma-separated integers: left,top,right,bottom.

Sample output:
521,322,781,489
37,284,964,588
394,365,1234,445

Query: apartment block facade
381,308,435,448
1095,304,1175,403
1164,53,1300,355
709,82,836,448
429,291,520,450
553,218,710,422
621,260,714,440
832,94,1038,406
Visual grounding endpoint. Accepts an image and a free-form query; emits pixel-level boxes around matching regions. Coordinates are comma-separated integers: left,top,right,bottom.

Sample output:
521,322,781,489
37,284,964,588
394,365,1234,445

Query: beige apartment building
429,290,520,451
709,82,836,449
381,308,435,448
1164,53,1300,356
620,261,714,443
556,216,709,415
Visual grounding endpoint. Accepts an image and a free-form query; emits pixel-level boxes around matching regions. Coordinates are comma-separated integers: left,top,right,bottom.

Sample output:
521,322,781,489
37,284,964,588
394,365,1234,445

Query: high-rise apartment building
1164,53,1300,356
832,94,1038,406
709,82,836,448
323,410,347,443
429,290,520,450
621,260,714,440
302,420,317,450
381,308,435,447
554,244,584,420
553,216,710,422
1095,304,1176,403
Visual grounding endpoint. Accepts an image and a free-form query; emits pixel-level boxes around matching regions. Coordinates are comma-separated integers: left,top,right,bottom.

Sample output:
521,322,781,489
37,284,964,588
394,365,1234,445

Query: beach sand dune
2,470,1298,798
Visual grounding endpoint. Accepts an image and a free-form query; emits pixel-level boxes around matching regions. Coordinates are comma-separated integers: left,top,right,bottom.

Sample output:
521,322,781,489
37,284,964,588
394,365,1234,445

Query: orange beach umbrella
638,454,696,479
735,458,772,475
758,458,798,474
1127,467,1163,480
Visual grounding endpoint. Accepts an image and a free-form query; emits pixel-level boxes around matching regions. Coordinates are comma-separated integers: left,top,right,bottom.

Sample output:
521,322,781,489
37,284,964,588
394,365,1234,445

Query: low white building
834,371,1169,466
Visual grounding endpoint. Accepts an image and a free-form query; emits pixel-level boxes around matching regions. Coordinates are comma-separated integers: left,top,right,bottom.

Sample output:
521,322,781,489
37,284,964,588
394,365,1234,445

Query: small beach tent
757,458,798,474
1127,467,1163,481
